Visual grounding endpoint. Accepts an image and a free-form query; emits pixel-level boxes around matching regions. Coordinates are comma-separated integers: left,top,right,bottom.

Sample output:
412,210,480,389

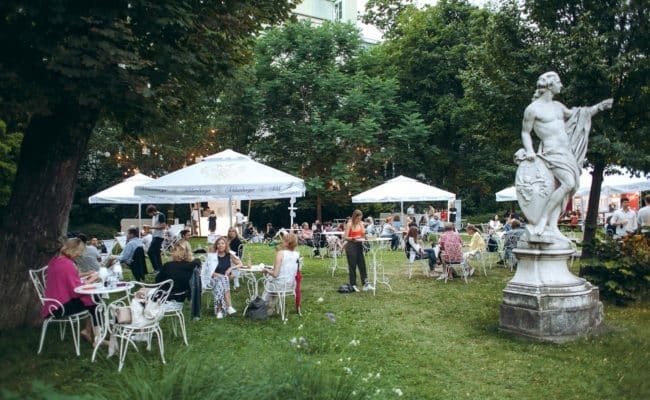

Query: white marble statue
515,71,613,239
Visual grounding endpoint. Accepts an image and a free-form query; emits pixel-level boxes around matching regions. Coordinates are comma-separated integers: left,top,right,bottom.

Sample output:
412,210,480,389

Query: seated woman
263,223,276,242
43,238,99,343
227,227,243,290
463,224,486,276
178,229,193,254
489,215,502,231
380,216,400,250
262,232,300,313
438,223,463,280
156,244,200,303
404,226,438,276
209,236,242,319
299,222,313,246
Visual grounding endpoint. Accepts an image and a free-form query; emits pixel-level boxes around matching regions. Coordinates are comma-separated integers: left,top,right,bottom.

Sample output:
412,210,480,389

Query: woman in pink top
43,238,98,341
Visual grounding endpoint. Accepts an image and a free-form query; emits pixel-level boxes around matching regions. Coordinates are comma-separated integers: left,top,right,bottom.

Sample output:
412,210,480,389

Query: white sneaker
351,285,360,293
436,275,446,281
362,283,374,291
226,306,237,315
216,311,224,319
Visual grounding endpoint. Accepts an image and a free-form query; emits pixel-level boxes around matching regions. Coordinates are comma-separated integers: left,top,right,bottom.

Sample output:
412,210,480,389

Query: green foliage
0,121,22,207
249,21,430,216
582,234,650,305
67,223,120,240
361,0,415,37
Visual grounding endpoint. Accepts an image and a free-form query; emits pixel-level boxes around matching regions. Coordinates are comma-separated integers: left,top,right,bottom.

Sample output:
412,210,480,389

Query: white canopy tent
89,173,155,205
134,149,306,227
351,175,456,219
496,167,650,202
88,173,163,232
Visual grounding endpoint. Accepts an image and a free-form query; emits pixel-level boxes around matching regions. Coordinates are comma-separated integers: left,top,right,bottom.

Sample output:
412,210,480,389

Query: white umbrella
89,173,155,204
135,149,306,227
496,166,650,201
495,186,517,202
89,173,160,233
351,175,455,219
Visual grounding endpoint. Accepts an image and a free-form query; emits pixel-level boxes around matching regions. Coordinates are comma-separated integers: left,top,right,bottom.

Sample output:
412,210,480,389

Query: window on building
333,1,342,21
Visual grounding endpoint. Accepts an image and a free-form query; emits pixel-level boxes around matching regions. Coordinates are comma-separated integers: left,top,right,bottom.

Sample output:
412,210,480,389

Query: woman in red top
344,209,373,292
43,238,99,342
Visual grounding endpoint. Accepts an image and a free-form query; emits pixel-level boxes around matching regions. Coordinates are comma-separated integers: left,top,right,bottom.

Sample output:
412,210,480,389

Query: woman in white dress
488,215,502,231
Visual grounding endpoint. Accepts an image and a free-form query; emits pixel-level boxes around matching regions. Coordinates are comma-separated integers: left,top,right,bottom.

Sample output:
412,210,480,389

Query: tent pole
400,201,404,226
138,202,142,236
229,196,233,230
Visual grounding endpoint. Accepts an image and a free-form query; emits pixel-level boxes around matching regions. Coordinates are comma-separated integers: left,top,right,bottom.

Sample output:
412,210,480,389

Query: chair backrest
28,266,48,304
167,224,185,238
201,254,216,290
102,239,116,255
115,235,127,250
131,279,174,322
237,243,245,259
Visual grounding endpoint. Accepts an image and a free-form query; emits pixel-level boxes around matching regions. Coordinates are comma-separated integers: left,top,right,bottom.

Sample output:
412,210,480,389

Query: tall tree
380,0,491,210
250,21,431,220
0,1,297,329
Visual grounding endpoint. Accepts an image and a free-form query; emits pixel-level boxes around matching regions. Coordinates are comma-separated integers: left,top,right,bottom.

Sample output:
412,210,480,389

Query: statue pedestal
499,244,603,343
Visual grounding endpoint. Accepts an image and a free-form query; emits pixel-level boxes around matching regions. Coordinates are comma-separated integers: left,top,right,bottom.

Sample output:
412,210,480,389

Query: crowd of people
41,196,650,339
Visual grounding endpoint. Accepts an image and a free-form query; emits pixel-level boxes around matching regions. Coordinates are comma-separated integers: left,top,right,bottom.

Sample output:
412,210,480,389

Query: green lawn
1,242,648,399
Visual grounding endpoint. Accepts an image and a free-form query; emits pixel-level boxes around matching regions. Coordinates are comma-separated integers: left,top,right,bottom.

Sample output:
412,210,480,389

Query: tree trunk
316,194,322,223
580,158,606,266
0,103,98,330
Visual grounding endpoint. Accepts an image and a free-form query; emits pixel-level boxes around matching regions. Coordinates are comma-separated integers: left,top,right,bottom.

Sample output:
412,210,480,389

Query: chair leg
118,331,131,372
70,317,81,356
155,327,166,364
177,312,188,346
278,292,287,322
37,320,50,354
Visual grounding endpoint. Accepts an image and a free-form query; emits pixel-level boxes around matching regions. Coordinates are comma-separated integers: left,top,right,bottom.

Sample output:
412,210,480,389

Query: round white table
358,237,392,295
237,264,272,315
74,281,134,362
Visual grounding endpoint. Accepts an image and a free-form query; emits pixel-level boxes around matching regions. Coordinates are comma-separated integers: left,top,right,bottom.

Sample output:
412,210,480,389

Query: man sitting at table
75,233,101,275
109,227,146,281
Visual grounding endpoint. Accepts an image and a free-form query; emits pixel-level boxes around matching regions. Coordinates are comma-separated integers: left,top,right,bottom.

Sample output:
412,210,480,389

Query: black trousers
148,236,164,271
52,298,98,326
345,241,368,287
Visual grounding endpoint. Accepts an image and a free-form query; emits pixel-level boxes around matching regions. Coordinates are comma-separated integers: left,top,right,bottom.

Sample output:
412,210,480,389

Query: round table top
74,282,134,295
237,264,271,273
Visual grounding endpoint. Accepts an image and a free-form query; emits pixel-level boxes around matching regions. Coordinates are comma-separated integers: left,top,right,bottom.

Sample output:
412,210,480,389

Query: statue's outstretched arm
589,98,614,117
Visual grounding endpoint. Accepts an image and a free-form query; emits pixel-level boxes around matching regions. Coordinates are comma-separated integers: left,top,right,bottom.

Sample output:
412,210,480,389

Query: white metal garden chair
440,241,469,284
108,279,173,372
406,249,429,279
263,257,302,323
29,266,91,356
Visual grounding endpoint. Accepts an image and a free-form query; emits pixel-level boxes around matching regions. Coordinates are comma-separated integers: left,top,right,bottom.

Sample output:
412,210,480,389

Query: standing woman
344,209,373,292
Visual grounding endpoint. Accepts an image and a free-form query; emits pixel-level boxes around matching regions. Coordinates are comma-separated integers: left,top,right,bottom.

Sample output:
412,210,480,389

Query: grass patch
1,243,649,399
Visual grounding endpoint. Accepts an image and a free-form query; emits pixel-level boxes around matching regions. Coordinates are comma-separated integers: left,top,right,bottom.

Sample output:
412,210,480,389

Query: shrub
581,234,650,305
68,223,118,240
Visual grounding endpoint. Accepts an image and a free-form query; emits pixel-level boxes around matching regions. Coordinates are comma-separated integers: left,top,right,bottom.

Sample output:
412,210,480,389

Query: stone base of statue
499,237,603,343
